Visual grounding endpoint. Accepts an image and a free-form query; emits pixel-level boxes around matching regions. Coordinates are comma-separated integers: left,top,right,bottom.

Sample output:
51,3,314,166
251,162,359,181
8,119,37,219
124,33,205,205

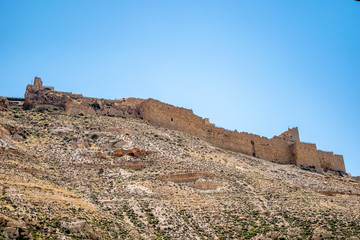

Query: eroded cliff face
23,77,346,173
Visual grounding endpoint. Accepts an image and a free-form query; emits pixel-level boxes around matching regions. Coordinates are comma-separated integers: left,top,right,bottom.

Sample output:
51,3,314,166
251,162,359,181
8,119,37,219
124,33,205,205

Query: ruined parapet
33,77,43,90
204,118,215,127
66,98,144,118
26,77,54,92
24,77,55,109
273,127,300,143
24,77,144,118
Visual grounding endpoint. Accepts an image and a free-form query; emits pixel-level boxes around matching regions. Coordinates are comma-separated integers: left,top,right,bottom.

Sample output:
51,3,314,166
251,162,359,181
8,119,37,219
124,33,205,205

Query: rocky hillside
0,104,360,239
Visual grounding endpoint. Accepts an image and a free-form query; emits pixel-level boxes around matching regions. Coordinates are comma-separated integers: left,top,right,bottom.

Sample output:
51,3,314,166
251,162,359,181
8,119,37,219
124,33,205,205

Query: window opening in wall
171,117,173,122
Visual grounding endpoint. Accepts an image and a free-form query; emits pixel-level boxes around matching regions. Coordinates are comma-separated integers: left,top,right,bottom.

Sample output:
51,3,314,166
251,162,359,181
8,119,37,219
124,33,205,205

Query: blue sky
1,0,359,175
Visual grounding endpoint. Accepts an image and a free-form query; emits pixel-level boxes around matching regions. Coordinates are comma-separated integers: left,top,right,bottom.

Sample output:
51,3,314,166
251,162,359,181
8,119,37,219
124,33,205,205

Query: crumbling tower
273,127,300,143
33,77,43,90
24,76,54,109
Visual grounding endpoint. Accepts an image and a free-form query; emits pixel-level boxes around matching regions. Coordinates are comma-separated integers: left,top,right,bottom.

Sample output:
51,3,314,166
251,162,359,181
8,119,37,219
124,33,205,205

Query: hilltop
23,77,346,174
0,79,359,239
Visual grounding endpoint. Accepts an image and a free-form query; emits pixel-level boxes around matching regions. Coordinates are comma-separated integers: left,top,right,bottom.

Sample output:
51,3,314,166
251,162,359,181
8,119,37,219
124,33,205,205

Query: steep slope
0,106,359,239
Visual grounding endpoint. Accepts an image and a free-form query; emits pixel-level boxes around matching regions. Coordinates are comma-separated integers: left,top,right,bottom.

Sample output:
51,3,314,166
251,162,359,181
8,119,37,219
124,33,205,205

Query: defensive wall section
140,99,294,164
23,77,346,173
24,77,143,119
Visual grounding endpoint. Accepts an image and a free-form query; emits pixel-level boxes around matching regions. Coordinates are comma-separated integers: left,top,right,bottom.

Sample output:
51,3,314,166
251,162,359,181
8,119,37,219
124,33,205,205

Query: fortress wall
200,128,255,156
253,138,294,164
25,86,143,118
292,142,322,168
140,99,208,136
24,80,346,173
333,155,346,172
318,151,334,170
25,88,75,109
201,128,293,164
141,99,294,164
318,150,346,172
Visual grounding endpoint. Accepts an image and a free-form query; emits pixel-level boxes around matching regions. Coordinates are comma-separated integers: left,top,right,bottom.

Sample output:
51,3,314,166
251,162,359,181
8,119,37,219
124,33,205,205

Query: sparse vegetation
90,102,101,110
0,105,359,239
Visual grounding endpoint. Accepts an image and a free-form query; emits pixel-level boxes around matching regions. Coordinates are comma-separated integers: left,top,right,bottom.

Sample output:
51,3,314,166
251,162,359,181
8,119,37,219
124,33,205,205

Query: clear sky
1,1,359,175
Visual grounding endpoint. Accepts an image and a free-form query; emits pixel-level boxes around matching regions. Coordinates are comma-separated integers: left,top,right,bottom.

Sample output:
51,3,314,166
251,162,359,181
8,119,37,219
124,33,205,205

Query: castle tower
287,127,300,142
33,77,43,90
273,127,300,143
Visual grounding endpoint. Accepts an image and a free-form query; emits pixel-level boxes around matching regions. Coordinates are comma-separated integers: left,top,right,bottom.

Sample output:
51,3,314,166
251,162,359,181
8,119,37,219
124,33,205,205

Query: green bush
90,102,101,110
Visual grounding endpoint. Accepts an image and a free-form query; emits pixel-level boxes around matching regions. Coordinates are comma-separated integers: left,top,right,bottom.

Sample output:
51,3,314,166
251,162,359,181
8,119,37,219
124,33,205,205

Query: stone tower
273,127,300,143
33,77,43,90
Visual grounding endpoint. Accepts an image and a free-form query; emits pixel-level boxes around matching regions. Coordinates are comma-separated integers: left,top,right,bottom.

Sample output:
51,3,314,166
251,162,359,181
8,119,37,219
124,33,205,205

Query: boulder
96,151,107,159
0,126,10,141
112,140,129,148
346,237,360,240
313,228,332,240
113,149,129,156
158,172,214,183
73,138,90,149
0,216,7,226
0,96,9,110
2,227,33,240
113,148,147,158
187,179,223,190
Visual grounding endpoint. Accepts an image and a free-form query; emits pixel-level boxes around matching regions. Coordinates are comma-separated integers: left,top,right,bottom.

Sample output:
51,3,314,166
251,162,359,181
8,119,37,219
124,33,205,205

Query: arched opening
171,117,173,122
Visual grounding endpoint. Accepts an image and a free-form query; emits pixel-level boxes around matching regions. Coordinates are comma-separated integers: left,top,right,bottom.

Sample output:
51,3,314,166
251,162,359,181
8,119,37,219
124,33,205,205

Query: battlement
22,77,346,173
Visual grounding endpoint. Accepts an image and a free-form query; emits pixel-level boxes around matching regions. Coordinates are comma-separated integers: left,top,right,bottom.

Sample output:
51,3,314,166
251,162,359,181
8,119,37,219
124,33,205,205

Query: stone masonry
23,77,346,173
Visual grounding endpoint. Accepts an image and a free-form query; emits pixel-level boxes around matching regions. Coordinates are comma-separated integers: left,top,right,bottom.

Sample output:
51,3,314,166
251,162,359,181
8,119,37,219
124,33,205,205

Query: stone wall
140,99,294,164
292,142,322,168
23,78,346,173
318,151,346,172
140,99,345,172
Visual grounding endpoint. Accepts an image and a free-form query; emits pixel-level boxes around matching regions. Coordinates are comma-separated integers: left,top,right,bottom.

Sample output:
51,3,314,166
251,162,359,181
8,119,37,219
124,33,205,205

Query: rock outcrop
0,96,9,110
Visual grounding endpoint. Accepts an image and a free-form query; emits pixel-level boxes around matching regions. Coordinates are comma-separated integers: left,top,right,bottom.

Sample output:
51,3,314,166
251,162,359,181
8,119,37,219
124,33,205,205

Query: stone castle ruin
23,77,346,173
